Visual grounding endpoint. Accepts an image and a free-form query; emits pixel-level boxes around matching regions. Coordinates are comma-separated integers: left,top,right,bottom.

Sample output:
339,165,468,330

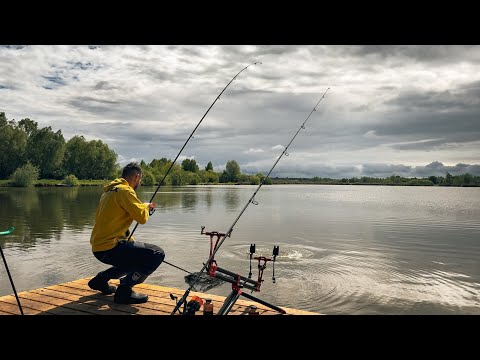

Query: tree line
1,112,477,187
272,174,480,186
0,112,267,186
1,112,117,181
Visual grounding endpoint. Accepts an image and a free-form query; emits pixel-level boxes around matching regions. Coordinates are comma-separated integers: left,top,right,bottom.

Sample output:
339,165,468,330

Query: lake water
1,185,479,314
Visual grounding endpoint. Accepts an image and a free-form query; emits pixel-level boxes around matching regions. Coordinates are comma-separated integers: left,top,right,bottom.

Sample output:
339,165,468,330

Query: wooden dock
0,277,319,315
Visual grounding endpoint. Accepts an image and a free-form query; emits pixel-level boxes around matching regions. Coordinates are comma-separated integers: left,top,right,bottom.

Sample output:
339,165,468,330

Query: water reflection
145,187,198,211
181,191,198,211
224,189,240,210
1,185,479,314
204,188,213,209
0,187,101,247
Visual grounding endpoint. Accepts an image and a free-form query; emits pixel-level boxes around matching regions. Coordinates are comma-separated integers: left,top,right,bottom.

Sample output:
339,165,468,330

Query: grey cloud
253,162,480,179
68,95,167,121
371,89,480,147
221,45,301,58
67,61,94,70
413,162,480,177
391,139,447,151
42,75,67,89
361,163,413,177
94,81,115,90
385,87,480,112
390,133,480,151
1,45,25,50
71,96,119,106
351,104,371,112
2,45,480,180
342,45,480,65
377,86,397,91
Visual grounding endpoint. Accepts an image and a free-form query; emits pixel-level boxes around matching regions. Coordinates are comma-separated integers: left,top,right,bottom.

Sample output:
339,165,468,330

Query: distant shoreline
0,180,478,187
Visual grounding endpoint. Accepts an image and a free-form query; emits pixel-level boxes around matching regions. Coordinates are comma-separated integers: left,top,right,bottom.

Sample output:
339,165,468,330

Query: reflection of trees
0,187,103,247
139,186,188,211
0,188,39,246
0,186,238,248
62,187,100,229
181,190,198,211
25,188,66,241
139,186,199,211
204,188,212,209
224,189,240,211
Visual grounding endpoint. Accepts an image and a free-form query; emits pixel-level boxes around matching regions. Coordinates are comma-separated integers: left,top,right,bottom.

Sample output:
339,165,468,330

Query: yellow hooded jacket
90,178,150,252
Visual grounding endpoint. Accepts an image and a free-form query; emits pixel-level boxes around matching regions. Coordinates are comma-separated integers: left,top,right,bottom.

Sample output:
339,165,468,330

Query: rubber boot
88,268,127,295
88,275,117,295
114,272,149,304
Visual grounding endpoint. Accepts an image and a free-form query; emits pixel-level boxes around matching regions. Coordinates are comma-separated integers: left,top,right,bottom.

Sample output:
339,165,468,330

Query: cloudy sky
1,45,479,178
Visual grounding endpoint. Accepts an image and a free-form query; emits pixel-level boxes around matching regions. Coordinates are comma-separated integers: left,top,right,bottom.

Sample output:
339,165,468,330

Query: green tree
225,160,241,182
141,169,156,186
10,162,40,187
181,158,199,172
408,178,433,186
18,118,38,136
445,172,453,185
219,170,230,183
199,169,219,183
205,161,213,171
0,114,28,179
63,136,88,178
170,171,187,185
256,172,272,185
64,174,80,186
26,126,66,179
249,175,260,185
186,172,201,185
86,140,117,179
150,158,170,169
63,136,117,179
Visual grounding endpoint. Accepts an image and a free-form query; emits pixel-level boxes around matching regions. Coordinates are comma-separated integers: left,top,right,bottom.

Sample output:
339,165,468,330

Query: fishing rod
171,87,330,315
127,62,261,241
0,227,24,315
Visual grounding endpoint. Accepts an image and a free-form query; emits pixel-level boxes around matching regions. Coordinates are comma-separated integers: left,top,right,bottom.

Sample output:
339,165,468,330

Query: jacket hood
103,178,129,192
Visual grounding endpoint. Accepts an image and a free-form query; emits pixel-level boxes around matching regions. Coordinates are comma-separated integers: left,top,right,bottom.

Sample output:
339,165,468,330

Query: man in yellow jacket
89,162,165,304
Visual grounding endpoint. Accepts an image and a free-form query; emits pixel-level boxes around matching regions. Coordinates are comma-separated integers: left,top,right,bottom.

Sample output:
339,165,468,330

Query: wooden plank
70,279,265,315
30,288,133,314
18,290,126,315
73,277,319,315
0,301,20,315
0,277,320,315
65,280,253,314
0,300,42,315
74,278,292,314
0,294,89,315
36,285,171,315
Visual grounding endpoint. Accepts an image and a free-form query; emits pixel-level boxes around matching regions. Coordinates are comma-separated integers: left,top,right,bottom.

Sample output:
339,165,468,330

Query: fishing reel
170,294,204,315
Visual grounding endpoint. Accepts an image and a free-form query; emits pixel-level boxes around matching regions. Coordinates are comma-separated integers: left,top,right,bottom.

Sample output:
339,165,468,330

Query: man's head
122,162,143,190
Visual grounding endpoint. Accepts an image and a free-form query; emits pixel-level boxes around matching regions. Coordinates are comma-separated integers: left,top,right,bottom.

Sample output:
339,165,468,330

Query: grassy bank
0,179,108,187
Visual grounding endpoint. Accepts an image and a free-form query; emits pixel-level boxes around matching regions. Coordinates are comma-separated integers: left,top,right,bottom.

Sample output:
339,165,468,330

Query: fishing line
127,62,261,241
171,87,330,315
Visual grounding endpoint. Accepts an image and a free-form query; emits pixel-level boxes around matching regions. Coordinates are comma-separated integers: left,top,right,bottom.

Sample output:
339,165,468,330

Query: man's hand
144,202,156,210
145,202,156,215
